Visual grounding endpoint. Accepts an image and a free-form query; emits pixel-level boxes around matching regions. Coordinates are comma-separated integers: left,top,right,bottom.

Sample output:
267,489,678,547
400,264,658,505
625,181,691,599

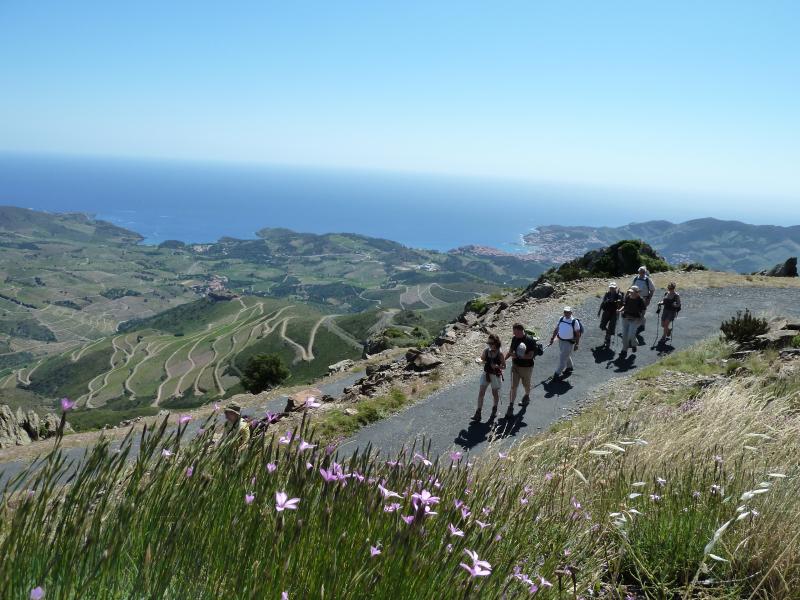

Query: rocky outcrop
328,359,355,374
761,257,798,278
524,280,555,299
0,405,72,449
751,318,800,350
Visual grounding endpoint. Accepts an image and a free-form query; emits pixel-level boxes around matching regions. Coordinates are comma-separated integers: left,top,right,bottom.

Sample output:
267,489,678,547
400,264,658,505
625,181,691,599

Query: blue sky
1,1,798,199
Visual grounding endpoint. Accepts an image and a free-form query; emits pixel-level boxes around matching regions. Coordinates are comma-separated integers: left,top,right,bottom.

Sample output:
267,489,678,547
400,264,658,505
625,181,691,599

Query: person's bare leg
473,384,488,420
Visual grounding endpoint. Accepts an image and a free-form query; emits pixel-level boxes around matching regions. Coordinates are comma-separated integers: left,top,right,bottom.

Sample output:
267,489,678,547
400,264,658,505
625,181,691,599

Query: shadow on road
612,355,637,373
542,377,573,398
591,344,615,363
453,405,530,450
653,339,676,356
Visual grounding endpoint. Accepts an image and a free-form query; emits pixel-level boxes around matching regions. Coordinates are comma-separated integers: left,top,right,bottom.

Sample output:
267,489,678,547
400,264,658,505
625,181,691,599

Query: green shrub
720,310,769,345
240,353,290,393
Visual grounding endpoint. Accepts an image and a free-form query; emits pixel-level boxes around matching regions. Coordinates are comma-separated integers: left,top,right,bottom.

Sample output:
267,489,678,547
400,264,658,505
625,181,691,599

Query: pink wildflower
275,491,300,512
298,440,316,452
370,545,381,557
319,468,338,483
460,549,492,578
178,414,192,425
378,483,402,499
383,502,401,513
475,520,491,529
161,449,173,458
413,452,433,467
265,411,279,423
305,396,321,408
498,451,508,459
185,465,194,477
245,493,255,505
31,587,45,600
279,431,293,445
448,523,465,537
60,398,76,412
401,515,415,525
449,450,463,461
266,462,277,473
460,506,471,520
411,489,440,510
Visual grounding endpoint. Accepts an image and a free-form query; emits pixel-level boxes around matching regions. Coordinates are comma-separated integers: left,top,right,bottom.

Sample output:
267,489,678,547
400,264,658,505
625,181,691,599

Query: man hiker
618,286,647,358
548,306,581,380
632,266,656,332
505,323,537,411
473,333,506,422
223,402,251,453
657,282,681,343
597,282,624,347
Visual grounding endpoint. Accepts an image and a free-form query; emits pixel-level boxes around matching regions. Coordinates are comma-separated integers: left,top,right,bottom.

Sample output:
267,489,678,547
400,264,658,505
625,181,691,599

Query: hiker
618,286,647,358
657,282,681,343
505,323,537,411
632,266,656,332
473,333,506,422
223,402,251,452
548,306,581,380
597,282,624,346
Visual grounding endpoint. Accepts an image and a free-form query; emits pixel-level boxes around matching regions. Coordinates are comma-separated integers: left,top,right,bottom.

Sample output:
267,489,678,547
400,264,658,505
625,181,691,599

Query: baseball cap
563,306,572,312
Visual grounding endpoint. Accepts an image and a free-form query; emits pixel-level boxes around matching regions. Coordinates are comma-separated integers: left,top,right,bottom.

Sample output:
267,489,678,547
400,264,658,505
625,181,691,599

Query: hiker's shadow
491,405,529,440
612,354,637,373
542,377,573,398
653,340,675,357
591,344,615,364
454,420,493,451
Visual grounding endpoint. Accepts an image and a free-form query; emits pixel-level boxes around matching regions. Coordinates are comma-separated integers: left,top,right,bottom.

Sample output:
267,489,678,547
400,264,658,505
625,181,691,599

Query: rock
158,409,170,418
363,333,391,357
321,394,335,403
410,352,443,372
404,348,422,362
0,405,31,448
328,359,354,374
435,327,457,345
0,405,70,448
754,329,799,348
452,322,469,332
344,408,359,416
763,257,798,277
525,281,555,299
459,312,479,327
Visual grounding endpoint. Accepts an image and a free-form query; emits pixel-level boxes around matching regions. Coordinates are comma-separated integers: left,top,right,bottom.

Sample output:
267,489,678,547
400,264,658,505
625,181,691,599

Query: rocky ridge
0,405,72,449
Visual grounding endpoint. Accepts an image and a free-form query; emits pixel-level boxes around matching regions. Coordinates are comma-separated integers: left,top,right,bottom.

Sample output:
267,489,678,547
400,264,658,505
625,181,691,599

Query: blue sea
0,153,769,252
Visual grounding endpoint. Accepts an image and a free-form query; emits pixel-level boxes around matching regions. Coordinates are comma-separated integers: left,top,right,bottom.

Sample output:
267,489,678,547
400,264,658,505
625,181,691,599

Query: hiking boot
521,394,530,406
505,407,515,419
552,372,561,381
471,410,481,422
564,367,574,375
489,406,498,421
632,344,637,353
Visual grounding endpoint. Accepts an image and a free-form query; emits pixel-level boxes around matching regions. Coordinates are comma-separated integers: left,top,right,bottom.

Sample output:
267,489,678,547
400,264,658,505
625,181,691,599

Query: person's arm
674,294,681,310
549,326,558,345
573,322,581,348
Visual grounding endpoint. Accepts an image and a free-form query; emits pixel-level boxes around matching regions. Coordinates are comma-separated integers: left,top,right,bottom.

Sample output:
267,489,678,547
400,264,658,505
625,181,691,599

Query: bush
791,335,800,349
720,310,769,345
240,353,290,393
679,262,708,271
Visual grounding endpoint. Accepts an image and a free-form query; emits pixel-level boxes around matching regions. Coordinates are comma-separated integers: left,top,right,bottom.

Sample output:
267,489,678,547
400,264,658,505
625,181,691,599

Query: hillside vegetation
3,340,798,598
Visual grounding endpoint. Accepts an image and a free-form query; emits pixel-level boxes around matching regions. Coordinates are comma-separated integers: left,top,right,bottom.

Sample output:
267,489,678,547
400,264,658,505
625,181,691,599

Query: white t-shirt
557,317,579,340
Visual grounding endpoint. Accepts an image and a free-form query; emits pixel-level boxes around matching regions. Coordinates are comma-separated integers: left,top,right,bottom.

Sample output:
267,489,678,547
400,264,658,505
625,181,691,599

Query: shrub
240,353,290,393
720,309,769,345
791,334,800,349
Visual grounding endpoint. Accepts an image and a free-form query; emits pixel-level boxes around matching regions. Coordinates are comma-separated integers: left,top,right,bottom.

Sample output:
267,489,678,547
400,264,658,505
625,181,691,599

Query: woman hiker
657,282,681,343
618,286,647,359
473,333,506,422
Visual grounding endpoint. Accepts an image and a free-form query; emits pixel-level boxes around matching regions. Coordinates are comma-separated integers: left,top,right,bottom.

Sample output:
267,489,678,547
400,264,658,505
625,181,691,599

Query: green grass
634,337,732,380
335,310,382,342
316,388,410,439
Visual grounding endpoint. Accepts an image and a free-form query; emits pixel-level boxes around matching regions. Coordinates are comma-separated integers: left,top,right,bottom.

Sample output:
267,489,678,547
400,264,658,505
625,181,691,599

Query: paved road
339,287,800,459
0,370,366,487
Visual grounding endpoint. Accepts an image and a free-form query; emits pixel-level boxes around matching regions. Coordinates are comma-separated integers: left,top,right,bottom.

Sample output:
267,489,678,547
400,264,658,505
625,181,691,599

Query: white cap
630,285,640,292
638,266,647,271
563,306,572,312
608,282,617,288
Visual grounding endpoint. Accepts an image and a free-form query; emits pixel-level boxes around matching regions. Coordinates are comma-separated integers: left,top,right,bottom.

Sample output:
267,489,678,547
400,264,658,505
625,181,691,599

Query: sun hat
629,285,640,292
638,266,647,271
608,282,617,288
224,402,242,416
563,306,572,312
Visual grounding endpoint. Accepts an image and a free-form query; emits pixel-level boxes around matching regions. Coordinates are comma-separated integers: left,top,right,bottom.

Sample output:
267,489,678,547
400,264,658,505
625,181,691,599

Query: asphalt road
338,286,800,459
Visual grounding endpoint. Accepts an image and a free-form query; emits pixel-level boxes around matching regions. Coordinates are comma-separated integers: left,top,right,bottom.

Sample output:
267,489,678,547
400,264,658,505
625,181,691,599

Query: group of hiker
473,266,681,422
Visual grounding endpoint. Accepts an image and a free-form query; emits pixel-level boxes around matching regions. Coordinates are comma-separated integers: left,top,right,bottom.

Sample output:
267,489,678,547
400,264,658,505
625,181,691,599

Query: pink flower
279,431,293,445
265,411,279,423
266,462,277,473
385,460,400,468
656,477,667,487
454,499,464,510
305,397,321,408
281,593,288,600
460,506,471,520
161,449,173,458
411,489,440,511
378,483,402,499
460,549,492,578
401,515,415,525
352,471,365,483
384,502,401,513
275,491,300,512
305,462,313,470
544,472,554,481
178,414,192,425
413,452,433,467
481,507,491,515
449,450,463,461
185,465,194,477
520,497,529,506
498,452,508,459
319,468,338,483
245,493,255,505
448,523,465,537
475,520,491,529
539,576,553,588
31,587,45,600
370,545,381,557
299,440,316,452
446,543,453,553
213,403,220,412
60,397,75,411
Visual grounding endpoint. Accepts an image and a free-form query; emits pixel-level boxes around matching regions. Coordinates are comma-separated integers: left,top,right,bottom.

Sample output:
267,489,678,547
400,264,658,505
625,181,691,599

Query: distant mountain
0,206,143,244
523,218,800,272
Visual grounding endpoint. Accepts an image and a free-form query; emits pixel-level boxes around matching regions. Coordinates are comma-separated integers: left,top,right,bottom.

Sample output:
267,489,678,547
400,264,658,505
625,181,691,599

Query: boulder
409,352,443,372
459,312,479,327
0,405,70,448
764,257,798,277
0,405,31,448
435,328,457,345
525,281,555,299
363,333,391,358
328,359,354,374
754,329,798,348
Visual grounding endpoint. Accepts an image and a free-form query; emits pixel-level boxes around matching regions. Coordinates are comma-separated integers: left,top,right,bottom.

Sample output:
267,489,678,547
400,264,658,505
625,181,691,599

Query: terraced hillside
0,295,362,428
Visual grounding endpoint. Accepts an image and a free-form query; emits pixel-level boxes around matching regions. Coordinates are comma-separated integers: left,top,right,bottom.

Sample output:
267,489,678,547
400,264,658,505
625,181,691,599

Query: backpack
558,316,584,336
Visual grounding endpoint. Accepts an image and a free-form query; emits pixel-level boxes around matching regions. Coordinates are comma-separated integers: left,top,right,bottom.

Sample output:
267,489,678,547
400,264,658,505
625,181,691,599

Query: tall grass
2,355,798,598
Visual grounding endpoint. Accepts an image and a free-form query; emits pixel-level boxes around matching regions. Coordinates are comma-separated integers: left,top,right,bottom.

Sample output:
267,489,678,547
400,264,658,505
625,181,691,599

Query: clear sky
1,1,798,199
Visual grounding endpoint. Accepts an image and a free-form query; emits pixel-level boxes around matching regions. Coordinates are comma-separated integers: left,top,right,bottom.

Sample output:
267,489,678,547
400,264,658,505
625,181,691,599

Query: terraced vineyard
0,296,361,426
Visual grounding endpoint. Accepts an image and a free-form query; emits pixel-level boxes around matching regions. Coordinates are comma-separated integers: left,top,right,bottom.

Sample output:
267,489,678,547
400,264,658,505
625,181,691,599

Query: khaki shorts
511,364,533,393
480,372,502,391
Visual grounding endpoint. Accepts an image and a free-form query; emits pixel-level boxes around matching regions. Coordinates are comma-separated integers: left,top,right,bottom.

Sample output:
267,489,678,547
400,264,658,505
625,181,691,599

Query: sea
0,153,769,252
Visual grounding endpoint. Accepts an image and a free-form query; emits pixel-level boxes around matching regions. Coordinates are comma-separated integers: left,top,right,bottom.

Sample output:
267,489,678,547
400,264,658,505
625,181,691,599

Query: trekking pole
651,306,662,349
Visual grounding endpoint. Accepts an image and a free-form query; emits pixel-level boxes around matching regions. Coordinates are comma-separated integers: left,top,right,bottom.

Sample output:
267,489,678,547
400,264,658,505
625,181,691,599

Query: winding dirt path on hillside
324,317,364,351
71,338,106,362
279,318,308,364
